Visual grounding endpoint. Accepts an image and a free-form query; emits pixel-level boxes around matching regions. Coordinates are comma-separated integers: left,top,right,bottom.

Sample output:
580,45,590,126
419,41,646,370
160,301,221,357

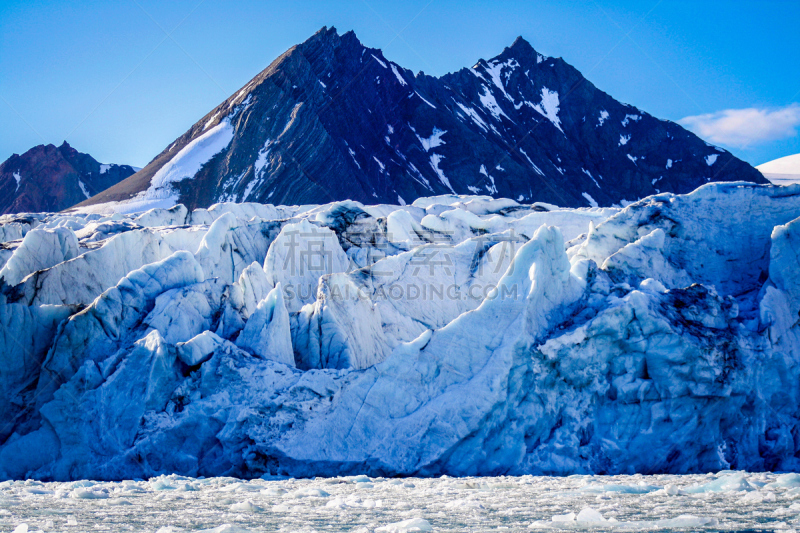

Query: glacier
1,182,800,480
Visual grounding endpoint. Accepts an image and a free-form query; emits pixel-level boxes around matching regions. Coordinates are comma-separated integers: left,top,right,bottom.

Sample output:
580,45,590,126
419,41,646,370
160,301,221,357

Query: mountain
78,27,765,212
0,142,137,214
758,153,800,186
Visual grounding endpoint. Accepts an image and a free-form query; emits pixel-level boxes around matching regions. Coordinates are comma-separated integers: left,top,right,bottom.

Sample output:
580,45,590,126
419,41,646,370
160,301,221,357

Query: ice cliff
2,182,800,480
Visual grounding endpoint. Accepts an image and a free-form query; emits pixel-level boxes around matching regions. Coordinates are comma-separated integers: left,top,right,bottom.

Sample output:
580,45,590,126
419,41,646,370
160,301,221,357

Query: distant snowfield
4,183,800,482
1,471,798,532
758,153,800,185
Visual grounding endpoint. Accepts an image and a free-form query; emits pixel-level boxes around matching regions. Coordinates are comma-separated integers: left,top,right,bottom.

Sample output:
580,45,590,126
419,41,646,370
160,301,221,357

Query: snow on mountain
758,153,800,185
2,182,800,480
77,27,764,214
0,142,137,214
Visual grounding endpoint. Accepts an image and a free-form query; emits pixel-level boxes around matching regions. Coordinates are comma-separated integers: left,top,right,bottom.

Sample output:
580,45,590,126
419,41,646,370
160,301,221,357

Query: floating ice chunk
444,498,484,509
579,482,660,494
375,518,432,532
739,490,776,503
197,525,253,533
646,515,719,528
576,507,606,523
230,501,263,512
659,484,686,496
766,473,800,489
69,487,109,499
685,472,756,493
284,487,330,498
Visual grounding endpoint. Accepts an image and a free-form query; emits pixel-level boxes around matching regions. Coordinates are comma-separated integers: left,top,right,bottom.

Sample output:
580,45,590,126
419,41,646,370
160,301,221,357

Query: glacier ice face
0,227,79,286
3,184,800,480
235,284,294,367
264,219,349,313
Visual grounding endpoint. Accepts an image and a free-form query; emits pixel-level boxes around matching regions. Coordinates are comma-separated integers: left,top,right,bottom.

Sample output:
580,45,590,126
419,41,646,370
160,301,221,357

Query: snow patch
622,114,641,126
416,128,446,151
348,148,361,169
371,54,387,68
414,92,436,109
582,192,599,208
390,64,407,86
135,118,235,210
429,154,454,193
254,139,274,177
478,87,509,120
519,148,545,176
455,102,489,131
582,168,601,189
532,87,563,133
77,180,91,199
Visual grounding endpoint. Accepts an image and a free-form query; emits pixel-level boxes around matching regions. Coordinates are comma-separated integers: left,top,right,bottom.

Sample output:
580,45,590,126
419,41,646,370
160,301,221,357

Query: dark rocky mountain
81,27,765,211
0,142,136,214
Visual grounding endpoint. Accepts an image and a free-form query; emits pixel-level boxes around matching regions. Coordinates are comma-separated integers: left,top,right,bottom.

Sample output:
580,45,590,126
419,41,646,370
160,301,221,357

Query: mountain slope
80,27,765,212
758,153,800,186
0,142,137,214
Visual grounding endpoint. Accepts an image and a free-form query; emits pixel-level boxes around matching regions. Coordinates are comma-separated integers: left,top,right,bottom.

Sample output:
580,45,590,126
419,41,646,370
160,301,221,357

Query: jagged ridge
79,27,765,211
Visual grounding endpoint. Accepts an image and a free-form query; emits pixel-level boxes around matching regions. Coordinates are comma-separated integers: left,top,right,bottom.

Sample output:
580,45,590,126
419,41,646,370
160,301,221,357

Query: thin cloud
679,104,800,147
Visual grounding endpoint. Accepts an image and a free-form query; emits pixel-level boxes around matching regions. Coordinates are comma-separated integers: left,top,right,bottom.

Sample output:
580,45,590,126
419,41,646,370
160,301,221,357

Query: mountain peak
494,35,539,65
0,142,135,214
80,27,766,211
509,35,533,51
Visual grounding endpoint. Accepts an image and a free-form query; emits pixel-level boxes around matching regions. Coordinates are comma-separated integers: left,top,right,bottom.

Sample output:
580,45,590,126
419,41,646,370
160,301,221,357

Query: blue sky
1,0,798,168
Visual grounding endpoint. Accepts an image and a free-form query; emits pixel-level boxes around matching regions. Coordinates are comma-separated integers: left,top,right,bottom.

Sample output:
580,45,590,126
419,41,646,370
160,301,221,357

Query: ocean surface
1,471,798,532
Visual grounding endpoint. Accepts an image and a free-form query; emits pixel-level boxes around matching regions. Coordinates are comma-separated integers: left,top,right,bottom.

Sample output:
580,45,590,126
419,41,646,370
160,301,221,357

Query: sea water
1,471,798,532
